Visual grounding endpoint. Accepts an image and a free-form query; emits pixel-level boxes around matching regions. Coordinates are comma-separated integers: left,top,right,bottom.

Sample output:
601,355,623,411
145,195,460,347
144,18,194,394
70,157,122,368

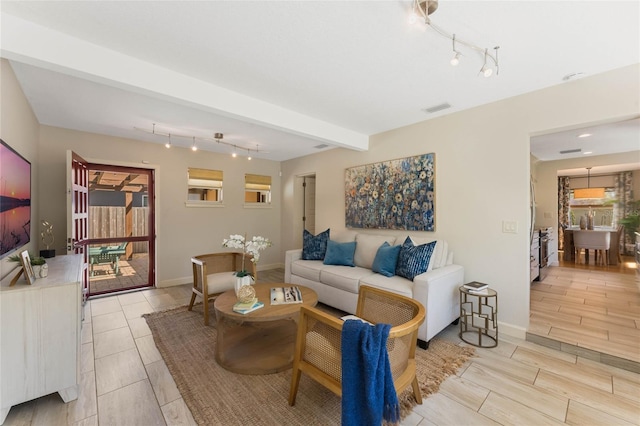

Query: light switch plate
502,220,518,233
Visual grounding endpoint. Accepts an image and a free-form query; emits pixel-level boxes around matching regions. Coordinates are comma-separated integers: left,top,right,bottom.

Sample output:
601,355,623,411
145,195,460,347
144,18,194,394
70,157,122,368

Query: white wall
281,64,640,337
36,126,282,286
0,59,40,280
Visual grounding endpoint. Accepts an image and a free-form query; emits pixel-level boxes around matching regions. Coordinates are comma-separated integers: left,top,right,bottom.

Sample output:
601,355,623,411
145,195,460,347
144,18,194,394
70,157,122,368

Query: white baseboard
157,276,191,288
497,321,527,339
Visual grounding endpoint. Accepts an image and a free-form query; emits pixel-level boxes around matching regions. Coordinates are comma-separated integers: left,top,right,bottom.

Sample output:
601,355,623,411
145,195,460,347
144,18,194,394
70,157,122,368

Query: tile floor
3,271,640,425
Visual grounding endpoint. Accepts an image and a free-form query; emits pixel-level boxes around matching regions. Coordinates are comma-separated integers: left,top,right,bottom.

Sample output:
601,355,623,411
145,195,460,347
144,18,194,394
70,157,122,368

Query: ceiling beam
0,13,369,152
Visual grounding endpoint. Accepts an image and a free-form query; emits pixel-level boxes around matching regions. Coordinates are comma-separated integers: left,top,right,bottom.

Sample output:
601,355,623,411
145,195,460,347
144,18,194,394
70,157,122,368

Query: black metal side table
459,285,498,348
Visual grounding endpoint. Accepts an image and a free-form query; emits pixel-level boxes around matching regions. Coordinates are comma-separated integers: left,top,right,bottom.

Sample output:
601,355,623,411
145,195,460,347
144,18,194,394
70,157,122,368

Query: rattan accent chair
288,285,426,406
188,252,256,325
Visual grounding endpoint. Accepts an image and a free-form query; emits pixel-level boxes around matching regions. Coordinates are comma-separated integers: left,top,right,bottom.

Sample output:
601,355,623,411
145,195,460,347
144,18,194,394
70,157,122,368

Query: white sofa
284,233,464,348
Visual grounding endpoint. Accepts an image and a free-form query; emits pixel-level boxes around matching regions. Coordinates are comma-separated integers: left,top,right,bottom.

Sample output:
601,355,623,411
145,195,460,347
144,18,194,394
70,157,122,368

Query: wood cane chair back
288,285,426,406
187,252,256,325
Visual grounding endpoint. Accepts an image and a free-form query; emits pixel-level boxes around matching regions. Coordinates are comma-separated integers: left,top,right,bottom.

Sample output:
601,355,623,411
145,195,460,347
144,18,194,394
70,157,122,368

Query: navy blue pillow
323,240,357,266
372,242,402,277
395,237,437,280
302,228,330,260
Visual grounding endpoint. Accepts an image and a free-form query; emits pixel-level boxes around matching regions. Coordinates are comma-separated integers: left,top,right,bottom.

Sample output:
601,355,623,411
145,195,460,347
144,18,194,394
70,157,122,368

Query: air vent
314,144,329,149
422,103,451,114
559,148,582,154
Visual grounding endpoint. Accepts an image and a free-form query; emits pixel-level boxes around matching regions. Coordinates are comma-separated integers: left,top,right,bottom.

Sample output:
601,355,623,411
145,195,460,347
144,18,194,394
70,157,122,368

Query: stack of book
232,298,264,314
463,282,489,294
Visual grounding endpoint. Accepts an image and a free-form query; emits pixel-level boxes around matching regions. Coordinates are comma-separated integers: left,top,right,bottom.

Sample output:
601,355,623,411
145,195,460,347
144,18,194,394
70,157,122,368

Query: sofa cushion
410,237,448,270
371,242,402,277
291,259,326,282
396,237,437,280
320,266,374,294
323,240,357,267
302,228,330,260
359,273,413,298
353,234,397,269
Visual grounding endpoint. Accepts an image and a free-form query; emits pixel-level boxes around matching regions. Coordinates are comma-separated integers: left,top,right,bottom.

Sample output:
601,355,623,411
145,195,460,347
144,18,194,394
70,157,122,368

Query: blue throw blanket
341,320,400,426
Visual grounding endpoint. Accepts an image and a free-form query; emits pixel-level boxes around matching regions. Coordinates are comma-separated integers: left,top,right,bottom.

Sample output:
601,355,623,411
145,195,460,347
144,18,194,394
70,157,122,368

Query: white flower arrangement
222,234,272,277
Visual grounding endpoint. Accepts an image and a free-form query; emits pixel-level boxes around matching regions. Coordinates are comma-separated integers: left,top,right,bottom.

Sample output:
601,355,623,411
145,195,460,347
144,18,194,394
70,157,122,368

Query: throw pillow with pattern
302,228,330,260
395,236,436,280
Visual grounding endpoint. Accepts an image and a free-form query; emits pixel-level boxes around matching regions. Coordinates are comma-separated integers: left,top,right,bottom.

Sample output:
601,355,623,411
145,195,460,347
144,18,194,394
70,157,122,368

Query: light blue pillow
372,242,401,277
323,240,357,266
395,237,436,280
302,229,330,260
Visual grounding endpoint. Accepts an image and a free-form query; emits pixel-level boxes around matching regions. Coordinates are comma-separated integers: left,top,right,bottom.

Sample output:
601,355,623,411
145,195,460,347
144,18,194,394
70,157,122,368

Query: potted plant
222,233,271,294
618,200,640,254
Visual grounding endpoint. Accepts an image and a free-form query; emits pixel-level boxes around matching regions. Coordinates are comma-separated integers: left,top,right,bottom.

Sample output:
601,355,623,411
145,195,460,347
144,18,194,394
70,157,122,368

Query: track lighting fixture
450,35,461,66
135,125,266,159
410,0,500,77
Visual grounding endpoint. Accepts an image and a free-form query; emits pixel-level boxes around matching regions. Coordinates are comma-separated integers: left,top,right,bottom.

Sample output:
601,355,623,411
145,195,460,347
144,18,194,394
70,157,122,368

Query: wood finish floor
529,255,640,373
3,267,639,425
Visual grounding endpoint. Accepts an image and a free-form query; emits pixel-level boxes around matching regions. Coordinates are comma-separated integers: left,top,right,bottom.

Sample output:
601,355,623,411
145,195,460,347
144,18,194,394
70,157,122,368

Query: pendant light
574,167,605,199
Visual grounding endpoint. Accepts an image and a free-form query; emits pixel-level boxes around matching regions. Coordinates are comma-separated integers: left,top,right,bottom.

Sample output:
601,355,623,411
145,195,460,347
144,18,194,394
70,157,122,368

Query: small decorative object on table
40,220,56,258
232,298,264,314
7,251,46,286
270,286,303,305
463,281,489,293
237,284,256,303
222,233,271,298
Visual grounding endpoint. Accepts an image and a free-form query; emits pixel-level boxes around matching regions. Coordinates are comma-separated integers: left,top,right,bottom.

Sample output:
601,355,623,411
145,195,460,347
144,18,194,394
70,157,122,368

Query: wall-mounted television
0,139,31,259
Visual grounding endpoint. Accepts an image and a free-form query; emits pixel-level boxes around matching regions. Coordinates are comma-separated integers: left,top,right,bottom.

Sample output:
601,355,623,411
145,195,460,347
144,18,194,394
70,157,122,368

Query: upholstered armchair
288,285,426,406
188,252,256,325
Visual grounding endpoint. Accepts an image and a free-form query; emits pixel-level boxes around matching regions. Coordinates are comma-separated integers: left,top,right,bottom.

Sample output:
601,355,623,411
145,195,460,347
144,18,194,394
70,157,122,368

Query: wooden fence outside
89,207,149,253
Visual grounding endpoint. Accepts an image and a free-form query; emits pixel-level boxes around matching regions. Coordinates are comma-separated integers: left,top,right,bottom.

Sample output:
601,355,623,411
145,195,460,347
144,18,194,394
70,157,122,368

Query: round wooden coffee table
213,283,318,375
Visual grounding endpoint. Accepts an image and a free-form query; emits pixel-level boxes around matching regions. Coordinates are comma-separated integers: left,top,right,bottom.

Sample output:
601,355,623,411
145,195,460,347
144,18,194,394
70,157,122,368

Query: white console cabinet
0,254,82,425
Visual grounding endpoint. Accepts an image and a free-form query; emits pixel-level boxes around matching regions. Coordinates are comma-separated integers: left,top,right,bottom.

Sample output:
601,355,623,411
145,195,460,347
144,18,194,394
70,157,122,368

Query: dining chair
188,252,256,325
288,285,426,407
573,231,610,266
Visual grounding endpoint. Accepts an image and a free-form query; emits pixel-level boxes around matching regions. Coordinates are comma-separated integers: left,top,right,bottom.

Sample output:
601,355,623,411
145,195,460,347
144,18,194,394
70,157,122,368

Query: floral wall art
345,153,435,231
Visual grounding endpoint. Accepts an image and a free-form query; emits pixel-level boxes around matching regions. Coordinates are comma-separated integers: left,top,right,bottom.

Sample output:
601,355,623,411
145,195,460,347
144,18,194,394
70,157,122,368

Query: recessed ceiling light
578,133,592,138
583,151,593,155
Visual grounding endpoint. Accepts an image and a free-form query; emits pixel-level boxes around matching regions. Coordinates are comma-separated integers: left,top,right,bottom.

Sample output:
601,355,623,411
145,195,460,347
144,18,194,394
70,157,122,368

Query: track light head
191,137,197,151
165,134,171,149
480,49,493,77
450,51,460,66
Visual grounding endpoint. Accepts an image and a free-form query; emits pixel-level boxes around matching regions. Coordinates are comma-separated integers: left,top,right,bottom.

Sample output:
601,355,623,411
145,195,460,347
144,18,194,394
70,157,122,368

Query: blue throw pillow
323,240,357,266
302,228,330,260
395,237,437,280
372,242,402,277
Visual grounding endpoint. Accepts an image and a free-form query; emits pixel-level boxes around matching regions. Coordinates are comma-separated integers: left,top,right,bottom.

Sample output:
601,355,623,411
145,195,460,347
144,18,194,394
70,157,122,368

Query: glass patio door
87,164,155,296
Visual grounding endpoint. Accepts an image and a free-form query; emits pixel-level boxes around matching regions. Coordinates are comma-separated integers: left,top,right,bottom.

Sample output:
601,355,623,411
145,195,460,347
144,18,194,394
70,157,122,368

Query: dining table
562,227,620,266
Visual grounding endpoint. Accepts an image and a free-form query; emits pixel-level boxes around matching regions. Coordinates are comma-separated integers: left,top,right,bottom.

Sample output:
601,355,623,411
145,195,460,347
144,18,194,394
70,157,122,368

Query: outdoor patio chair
288,285,426,407
188,252,256,326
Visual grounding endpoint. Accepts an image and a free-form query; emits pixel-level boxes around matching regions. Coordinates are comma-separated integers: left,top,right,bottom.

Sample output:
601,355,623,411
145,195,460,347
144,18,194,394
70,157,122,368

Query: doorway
293,174,316,245
86,164,155,296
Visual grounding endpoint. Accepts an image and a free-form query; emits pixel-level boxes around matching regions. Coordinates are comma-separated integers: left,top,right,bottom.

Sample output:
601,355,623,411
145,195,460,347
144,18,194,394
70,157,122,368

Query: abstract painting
345,153,435,231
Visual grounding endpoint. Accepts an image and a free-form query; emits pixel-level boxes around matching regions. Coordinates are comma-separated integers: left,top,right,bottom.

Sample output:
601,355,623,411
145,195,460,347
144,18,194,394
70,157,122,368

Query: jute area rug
143,305,475,426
